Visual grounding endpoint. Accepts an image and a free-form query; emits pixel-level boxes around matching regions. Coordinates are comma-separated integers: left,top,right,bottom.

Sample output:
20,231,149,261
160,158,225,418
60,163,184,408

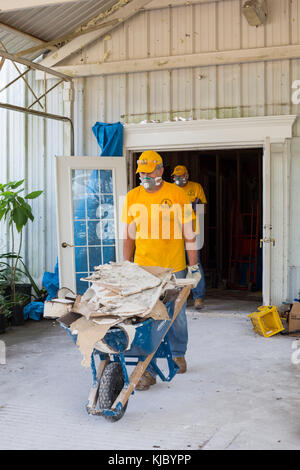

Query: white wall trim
124,115,297,151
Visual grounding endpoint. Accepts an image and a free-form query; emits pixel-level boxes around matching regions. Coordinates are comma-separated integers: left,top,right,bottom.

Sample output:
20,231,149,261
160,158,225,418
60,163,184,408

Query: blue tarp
23,301,44,321
23,262,59,321
92,121,123,156
42,261,59,301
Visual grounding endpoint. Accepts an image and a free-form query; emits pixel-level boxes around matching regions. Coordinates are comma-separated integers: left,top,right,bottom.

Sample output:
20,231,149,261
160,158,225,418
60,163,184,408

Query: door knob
61,242,74,248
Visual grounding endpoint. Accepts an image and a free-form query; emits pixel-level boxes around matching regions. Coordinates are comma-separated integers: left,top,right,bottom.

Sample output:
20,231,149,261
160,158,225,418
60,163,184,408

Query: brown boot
173,356,187,374
194,298,204,310
135,371,156,391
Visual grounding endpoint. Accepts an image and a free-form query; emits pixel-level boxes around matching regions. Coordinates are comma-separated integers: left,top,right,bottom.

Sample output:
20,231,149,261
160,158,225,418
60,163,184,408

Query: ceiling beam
0,0,76,11
0,21,53,48
40,0,156,69
0,49,73,81
43,43,300,77
15,18,119,58
144,0,231,9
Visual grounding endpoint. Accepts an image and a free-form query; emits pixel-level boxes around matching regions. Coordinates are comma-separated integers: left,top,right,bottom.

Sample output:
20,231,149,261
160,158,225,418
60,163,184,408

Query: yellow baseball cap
172,165,188,176
136,150,163,174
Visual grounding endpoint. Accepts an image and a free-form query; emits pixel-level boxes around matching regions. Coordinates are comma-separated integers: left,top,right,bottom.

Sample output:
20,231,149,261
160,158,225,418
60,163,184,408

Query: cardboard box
288,302,300,336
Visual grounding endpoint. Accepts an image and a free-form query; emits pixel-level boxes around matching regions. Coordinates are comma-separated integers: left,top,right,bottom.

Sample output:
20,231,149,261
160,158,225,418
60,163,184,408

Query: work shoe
194,298,204,310
135,371,156,391
173,356,187,374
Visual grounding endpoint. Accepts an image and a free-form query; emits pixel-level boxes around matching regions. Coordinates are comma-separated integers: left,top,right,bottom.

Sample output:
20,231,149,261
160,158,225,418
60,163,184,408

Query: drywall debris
83,261,163,296
58,262,189,367
44,299,74,319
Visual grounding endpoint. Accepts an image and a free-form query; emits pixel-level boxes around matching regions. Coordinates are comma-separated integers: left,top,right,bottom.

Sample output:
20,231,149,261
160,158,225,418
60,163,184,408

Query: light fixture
242,0,268,26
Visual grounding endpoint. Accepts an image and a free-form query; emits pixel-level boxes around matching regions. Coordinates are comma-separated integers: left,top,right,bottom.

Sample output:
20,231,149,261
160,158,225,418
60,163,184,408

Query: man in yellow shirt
122,151,201,390
172,165,207,310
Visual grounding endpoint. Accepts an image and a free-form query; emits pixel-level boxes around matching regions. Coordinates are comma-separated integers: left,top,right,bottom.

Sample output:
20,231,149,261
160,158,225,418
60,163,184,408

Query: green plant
0,180,43,304
0,252,43,299
13,292,30,307
0,294,13,319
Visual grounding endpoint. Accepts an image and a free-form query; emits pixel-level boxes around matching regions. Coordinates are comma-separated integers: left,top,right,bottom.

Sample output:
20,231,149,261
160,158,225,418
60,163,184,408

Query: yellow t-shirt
121,181,195,272
179,181,207,204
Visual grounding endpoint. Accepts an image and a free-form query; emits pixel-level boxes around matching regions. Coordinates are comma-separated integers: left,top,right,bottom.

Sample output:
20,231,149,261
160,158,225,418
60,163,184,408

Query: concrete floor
1,294,300,450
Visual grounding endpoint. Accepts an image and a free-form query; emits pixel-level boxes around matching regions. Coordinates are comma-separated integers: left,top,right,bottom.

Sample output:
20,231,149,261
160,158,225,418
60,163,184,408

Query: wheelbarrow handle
111,285,191,411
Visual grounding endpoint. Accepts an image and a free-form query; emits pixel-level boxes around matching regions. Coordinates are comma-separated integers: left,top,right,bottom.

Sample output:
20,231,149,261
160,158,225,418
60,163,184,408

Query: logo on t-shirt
160,198,173,209
188,190,195,197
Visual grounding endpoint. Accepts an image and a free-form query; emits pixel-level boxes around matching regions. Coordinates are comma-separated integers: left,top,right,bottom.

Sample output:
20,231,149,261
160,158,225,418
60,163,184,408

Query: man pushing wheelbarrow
59,150,201,421
121,150,201,391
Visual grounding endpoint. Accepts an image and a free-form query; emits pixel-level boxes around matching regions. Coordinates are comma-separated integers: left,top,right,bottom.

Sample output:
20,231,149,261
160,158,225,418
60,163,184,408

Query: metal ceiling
0,0,117,60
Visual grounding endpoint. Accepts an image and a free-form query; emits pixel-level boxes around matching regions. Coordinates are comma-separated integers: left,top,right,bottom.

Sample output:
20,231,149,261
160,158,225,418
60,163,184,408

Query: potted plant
11,292,31,326
0,294,13,334
0,180,43,325
0,252,44,300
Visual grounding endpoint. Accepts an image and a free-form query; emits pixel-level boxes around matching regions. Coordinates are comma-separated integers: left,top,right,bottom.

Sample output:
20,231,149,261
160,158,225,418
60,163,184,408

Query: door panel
270,141,289,305
56,156,127,294
262,139,290,305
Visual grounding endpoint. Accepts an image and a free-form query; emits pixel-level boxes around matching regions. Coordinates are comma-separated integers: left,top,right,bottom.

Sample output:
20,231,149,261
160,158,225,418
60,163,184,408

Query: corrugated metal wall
63,0,300,153
0,60,66,285
1,0,300,301
67,0,300,303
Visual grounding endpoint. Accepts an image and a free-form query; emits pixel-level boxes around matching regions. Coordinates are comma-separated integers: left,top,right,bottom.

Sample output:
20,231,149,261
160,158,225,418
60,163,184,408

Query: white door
56,156,127,294
262,138,290,305
262,137,272,305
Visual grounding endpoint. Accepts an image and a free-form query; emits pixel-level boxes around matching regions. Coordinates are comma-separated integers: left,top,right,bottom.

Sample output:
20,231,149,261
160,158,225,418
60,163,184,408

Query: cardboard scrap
143,299,169,320
70,316,122,367
289,302,300,336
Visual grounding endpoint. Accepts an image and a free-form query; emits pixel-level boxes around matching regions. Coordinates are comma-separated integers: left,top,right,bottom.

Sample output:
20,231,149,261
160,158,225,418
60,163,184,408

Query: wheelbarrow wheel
98,362,128,422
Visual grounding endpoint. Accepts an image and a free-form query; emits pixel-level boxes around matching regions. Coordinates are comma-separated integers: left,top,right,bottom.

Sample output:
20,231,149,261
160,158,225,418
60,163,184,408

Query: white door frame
55,156,127,292
124,115,296,305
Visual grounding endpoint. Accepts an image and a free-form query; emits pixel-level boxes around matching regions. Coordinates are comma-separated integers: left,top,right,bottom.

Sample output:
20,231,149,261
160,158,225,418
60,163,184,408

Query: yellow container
248,305,285,338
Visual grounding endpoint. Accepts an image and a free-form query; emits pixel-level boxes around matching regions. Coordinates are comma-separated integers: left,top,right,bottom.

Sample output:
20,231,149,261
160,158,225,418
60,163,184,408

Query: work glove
186,264,202,288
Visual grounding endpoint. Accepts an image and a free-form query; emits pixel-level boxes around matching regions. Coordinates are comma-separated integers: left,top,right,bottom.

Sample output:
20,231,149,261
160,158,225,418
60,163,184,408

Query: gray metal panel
0,0,117,58
0,60,66,285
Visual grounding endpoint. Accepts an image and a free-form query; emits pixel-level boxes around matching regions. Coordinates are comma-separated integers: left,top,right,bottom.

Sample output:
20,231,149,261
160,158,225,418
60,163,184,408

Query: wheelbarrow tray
98,317,171,357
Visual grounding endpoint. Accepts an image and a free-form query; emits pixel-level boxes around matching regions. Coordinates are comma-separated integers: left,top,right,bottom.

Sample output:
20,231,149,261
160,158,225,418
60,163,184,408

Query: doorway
132,148,263,300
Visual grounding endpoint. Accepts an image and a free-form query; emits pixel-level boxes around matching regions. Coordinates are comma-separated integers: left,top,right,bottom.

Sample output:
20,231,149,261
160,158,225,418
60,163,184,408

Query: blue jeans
166,269,188,358
186,250,205,301
192,251,205,300
147,269,188,378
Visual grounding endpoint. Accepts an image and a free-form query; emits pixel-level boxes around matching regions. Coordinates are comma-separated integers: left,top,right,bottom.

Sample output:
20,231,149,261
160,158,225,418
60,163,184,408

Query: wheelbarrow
59,285,190,422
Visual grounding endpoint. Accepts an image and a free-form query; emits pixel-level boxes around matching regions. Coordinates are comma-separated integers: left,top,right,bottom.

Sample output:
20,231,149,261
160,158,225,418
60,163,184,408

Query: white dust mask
140,175,162,189
174,176,187,187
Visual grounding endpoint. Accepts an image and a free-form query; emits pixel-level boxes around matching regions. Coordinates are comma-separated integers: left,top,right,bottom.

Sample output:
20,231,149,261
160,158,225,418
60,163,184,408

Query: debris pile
55,261,193,367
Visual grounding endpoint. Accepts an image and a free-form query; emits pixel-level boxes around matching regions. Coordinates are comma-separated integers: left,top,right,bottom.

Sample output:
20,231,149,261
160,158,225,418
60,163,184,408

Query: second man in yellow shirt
172,165,207,310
